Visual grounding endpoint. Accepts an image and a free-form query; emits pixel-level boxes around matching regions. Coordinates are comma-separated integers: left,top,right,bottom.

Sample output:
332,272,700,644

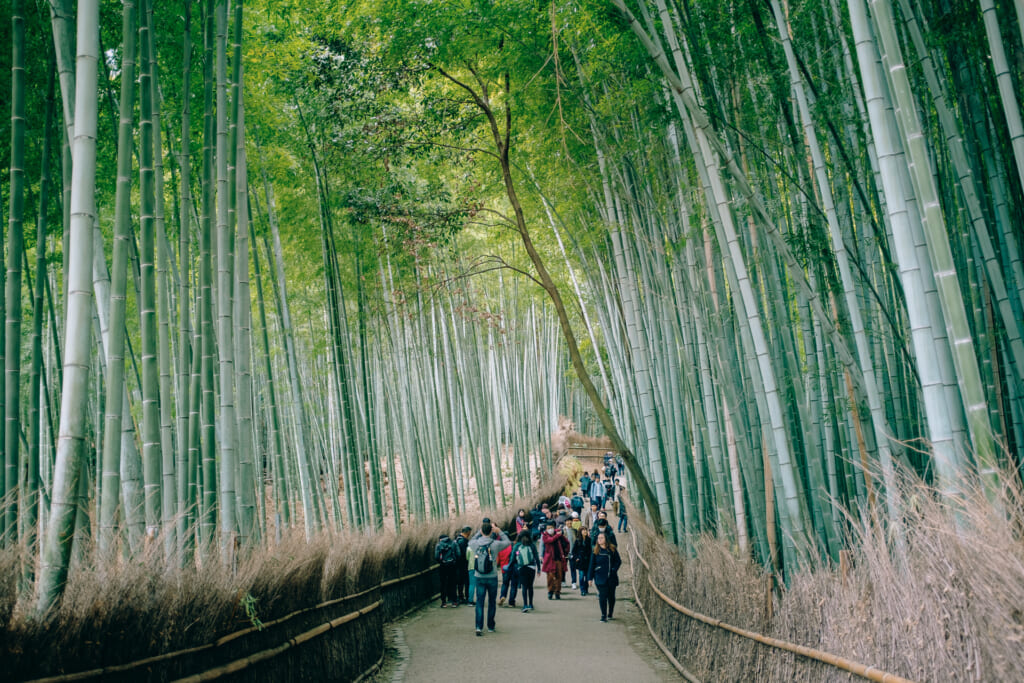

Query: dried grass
630,472,1024,682
0,472,568,681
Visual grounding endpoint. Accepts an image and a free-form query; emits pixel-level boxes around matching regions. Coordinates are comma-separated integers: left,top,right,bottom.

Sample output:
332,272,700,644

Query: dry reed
630,471,1024,682
0,473,567,681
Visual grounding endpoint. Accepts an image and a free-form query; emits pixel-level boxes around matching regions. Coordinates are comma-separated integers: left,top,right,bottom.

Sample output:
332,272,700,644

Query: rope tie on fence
628,529,916,683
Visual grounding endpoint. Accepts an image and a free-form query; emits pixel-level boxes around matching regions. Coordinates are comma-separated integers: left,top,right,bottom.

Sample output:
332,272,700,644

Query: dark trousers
499,567,519,604
597,582,617,618
456,565,470,602
475,577,498,630
439,564,458,605
518,567,536,607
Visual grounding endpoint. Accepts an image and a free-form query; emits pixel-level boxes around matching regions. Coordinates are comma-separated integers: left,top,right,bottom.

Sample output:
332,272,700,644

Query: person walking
498,542,519,608
588,476,605,511
587,531,622,622
512,530,538,612
591,512,618,549
582,502,599,530
570,490,585,517
455,526,472,604
434,533,460,608
617,499,629,533
572,526,593,596
541,521,570,600
469,518,511,636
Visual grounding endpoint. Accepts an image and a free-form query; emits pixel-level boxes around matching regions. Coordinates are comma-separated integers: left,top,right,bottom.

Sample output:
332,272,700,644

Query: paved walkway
377,529,681,682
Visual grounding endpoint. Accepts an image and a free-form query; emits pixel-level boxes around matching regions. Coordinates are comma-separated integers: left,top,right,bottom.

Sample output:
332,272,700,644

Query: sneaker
600,616,607,622
487,628,495,633
498,597,506,606
547,593,553,600
555,593,561,600
522,607,529,613
509,602,516,608
571,583,578,589
476,629,483,636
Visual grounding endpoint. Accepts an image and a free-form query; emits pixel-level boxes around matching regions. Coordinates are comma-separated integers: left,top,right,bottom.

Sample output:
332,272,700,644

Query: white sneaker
571,583,578,589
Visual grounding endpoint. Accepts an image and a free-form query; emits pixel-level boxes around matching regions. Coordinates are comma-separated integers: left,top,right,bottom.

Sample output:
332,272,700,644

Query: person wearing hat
468,517,511,635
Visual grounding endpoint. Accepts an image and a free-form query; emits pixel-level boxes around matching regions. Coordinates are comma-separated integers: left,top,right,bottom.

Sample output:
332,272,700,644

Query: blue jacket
588,480,604,499
587,547,621,586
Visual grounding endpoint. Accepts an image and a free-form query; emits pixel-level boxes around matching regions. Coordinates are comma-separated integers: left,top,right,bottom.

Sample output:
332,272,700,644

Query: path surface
375,524,681,681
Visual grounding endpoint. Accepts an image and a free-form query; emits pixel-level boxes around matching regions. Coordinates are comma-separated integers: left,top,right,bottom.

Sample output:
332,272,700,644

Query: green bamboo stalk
138,0,162,542
176,0,194,564
98,0,137,556
214,0,238,561
25,61,57,571
4,0,27,546
36,0,100,612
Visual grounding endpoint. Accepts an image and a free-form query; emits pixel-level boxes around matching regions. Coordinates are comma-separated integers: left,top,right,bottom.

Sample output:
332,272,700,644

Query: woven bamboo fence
625,514,916,682
6,480,564,683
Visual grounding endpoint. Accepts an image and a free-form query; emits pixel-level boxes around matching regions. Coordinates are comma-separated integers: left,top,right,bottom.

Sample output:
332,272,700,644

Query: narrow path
377,521,681,681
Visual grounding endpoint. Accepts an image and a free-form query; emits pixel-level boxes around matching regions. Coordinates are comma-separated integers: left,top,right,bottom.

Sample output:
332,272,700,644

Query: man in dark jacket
454,526,471,604
434,533,459,607
591,513,617,549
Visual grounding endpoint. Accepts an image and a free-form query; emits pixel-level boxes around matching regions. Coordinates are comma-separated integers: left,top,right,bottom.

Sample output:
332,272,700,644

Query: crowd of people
434,455,628,636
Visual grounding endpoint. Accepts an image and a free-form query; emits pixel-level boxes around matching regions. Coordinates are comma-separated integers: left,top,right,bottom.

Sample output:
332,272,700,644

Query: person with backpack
512,530,538,612
541,521,570,600
468,518,511,636
434,533,460,608
455,526,472,604
587,531,622,622
570,491,585,517
572,526,593,596
580,473,592,501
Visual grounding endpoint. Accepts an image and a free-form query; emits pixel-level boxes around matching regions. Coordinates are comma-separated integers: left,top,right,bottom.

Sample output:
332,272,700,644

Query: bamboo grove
2,0,1024,613
0,0,569,612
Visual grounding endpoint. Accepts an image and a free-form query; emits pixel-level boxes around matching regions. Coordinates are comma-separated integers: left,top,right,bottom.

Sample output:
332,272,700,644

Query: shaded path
376,527,681,681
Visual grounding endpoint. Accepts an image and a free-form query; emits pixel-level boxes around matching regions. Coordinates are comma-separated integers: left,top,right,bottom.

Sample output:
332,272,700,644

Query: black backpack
474,541,494,574
581,475,591,493
437,538,458,565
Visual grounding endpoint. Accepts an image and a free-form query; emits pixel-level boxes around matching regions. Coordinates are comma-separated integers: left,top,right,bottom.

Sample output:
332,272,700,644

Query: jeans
618,514,628,532
568,557,577,584
475,577,498,630
597,582,617,618
518,567,535,607
499,567,520,604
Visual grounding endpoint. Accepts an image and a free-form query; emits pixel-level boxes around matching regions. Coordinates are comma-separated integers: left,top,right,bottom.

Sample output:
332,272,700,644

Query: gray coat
468,530,511,580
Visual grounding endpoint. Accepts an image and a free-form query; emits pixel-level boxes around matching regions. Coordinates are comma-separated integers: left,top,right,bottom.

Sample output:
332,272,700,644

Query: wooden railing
626,523,916,683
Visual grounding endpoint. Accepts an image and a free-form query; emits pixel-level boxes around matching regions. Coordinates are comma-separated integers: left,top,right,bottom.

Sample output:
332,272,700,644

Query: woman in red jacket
541,521,570,599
